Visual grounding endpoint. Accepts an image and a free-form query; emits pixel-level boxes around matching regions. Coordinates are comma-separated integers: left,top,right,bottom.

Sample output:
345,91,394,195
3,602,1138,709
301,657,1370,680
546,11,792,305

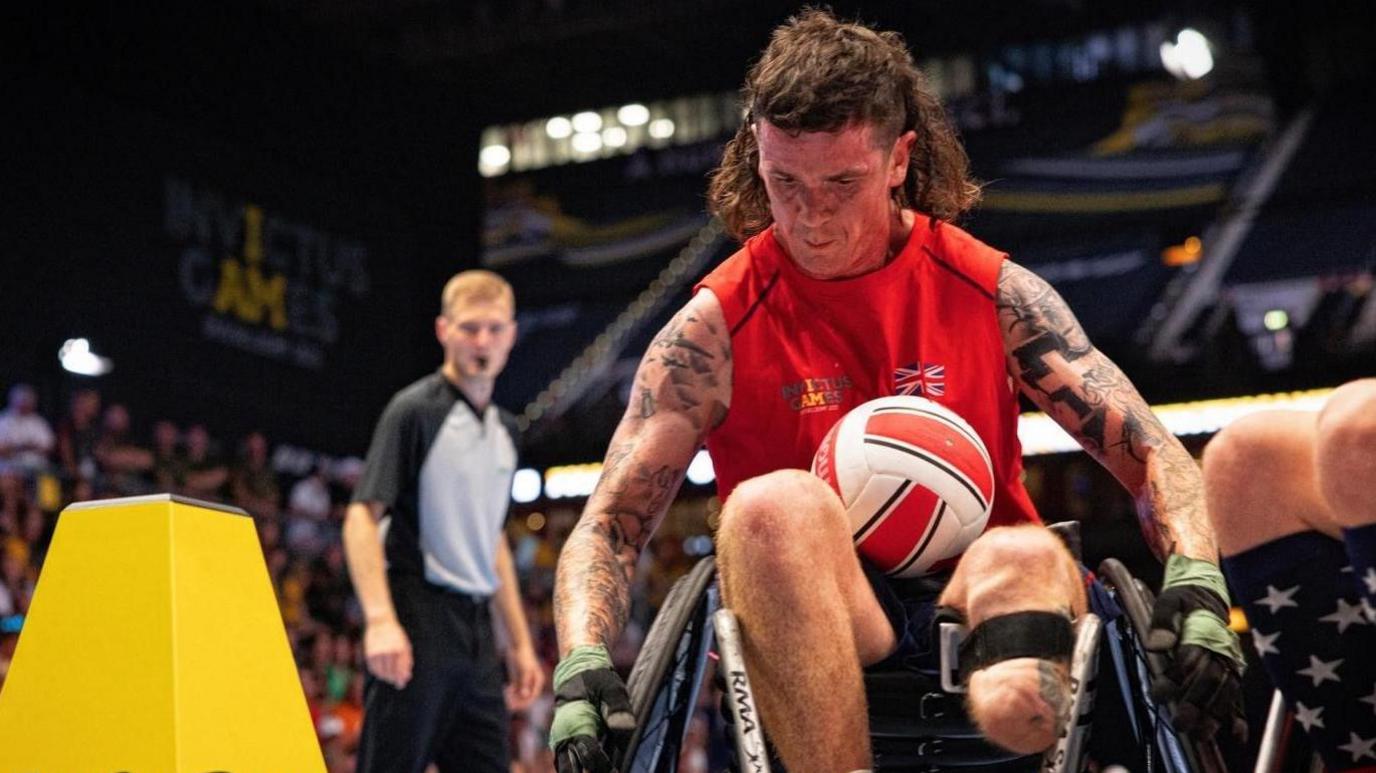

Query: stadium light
571,132,603,153
617,103,650,127
571,111,603,133
1263,309,1290,332
602,126,628,148
544,464,602,499
1160,28,1214,80
545,116,573,139
648,118,675,139
478,144,511,177
59,338,113,376
511,468,542,503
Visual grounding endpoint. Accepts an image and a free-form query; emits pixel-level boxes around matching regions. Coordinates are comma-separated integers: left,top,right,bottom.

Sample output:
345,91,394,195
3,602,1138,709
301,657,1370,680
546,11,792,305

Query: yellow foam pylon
0,495,325,772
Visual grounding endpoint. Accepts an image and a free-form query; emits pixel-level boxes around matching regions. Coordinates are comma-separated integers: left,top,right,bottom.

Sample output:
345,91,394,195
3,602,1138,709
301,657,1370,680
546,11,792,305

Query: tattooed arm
554,290,733,654
996,261,1215,561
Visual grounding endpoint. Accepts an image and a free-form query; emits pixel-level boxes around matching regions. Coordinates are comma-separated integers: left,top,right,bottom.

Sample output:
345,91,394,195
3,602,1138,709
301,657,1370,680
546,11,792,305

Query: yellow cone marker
0,495,325,772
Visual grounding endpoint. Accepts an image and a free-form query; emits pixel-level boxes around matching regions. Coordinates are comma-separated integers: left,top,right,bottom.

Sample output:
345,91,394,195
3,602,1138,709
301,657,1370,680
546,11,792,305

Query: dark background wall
5,4,481,454
4,0,1373,460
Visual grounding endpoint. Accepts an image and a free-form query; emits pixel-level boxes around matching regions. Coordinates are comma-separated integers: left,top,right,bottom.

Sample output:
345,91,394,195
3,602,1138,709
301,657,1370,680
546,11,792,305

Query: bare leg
716,469,895,773
1314,379,1376,530
1202,410,1341,553
1202,388,1376,773
938,525,1087,754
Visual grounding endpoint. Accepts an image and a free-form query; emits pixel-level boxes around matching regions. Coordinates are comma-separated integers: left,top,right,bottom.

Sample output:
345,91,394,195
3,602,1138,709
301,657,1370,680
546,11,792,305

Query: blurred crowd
0,381,711,772
0,380,1159,772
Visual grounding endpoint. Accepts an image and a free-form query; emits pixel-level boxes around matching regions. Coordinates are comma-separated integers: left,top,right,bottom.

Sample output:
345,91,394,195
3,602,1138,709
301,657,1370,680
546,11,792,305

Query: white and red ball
811,395,994,577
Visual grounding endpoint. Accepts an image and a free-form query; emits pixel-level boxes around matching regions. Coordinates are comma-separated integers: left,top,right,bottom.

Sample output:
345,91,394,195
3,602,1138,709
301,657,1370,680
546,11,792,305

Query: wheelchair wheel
1098,558,1227,773
620,555,720,773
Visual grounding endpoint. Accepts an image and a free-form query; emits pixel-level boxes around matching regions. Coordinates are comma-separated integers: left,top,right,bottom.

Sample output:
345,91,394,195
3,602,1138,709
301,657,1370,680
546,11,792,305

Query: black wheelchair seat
863,669,1040,771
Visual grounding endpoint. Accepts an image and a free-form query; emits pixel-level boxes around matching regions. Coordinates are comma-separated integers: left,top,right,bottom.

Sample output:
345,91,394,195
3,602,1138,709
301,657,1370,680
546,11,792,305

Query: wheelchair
614,522,1230,773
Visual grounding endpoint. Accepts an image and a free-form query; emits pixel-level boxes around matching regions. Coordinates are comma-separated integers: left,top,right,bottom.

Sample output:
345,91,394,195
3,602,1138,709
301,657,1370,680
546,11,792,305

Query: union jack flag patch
893,362,945,397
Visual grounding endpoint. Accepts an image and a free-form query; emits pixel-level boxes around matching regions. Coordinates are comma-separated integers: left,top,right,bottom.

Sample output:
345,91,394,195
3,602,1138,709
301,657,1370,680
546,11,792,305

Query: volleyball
811,395,995,577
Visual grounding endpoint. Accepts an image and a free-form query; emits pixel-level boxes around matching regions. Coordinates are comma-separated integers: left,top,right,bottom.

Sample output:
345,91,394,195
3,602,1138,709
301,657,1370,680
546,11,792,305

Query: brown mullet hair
707,8,981,241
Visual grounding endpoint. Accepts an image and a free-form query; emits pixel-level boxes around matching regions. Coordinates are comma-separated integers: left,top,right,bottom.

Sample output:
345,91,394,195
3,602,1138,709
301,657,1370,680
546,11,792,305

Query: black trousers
355,575,508,773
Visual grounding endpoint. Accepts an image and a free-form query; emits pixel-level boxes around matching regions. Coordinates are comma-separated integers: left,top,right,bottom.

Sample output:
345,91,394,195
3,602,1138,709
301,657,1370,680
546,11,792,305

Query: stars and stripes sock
1223,530,1376,772
1342,523,1376,624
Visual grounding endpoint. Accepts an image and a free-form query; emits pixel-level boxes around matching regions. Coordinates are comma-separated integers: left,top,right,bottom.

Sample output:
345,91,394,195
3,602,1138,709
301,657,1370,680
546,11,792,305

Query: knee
953,526,1084,617
967,658,1069,754
1201,413,1296,528
715,469,846,559
1202,412,1278,484
1315,380,1376,517
1316,380,1376,470
963,525,1071,571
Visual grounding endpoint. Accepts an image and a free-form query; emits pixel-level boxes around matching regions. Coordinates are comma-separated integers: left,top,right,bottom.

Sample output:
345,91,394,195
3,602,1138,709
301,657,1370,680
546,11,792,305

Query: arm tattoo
555,515,633,649
555,298,730,652
997,262,1215,560
645,313,724,426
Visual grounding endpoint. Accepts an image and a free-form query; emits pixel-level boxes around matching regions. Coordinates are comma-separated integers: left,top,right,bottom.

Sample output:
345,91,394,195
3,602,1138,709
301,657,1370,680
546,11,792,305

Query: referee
345,270,543,773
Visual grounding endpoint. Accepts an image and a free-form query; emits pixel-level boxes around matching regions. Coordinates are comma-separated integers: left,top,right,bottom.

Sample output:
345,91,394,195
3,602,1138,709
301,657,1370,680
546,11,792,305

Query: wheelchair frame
616,552,1228,773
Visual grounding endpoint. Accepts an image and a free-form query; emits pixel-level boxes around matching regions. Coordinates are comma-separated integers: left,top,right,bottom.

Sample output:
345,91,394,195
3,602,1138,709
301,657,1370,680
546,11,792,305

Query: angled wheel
619,556,720,773
1098,558,1227,773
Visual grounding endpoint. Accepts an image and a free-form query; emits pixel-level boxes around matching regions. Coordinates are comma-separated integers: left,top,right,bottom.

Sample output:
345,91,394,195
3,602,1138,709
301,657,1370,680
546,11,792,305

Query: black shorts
861,560,953,673
355,574,508,773
862,560,1101,673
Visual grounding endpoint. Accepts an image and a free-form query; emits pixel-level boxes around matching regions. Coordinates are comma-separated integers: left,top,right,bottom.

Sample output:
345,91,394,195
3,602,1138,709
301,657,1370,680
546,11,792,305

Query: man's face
153,421,179,452
246,432,268,463
437,299,517,381
756,120,912,278
8,387,36,415
104,405,130,434
186,426,210,456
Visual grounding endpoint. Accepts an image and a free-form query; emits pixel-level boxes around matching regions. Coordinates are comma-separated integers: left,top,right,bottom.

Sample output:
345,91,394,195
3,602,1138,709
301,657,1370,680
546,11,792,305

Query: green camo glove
550,645,635,773
1146,554,1247,742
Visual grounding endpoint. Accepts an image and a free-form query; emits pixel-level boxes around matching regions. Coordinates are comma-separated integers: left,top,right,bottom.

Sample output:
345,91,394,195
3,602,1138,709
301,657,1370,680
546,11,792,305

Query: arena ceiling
16,1,1363,132
258,0,1185,121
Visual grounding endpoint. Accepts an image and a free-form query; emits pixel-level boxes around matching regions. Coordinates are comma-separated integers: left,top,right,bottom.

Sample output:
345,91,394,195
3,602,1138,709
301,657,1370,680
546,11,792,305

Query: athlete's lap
722,472,1083,671
940,525,1087,622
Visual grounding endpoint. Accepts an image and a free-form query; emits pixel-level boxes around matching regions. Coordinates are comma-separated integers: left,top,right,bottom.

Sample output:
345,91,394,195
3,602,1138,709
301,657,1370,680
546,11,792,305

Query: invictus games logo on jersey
781,375,852,414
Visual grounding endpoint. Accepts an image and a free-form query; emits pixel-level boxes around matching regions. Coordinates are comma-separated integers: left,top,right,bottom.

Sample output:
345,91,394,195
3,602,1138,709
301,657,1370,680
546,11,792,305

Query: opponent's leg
715,469,895,773
1204,404,1376,772
1315,380,1376,616
937,525,1087,754
1202,410,1339,552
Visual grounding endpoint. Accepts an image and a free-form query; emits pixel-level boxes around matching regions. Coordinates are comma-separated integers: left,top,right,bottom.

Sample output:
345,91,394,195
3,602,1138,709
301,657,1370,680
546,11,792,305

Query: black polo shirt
353,372,520,596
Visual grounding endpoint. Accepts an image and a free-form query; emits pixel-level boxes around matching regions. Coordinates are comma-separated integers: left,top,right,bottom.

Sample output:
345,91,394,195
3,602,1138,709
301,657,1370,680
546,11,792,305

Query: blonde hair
441,270,514,316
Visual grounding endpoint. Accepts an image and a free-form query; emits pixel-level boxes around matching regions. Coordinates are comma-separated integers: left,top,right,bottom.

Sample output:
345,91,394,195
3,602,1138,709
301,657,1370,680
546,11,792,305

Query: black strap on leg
957,611,1074,684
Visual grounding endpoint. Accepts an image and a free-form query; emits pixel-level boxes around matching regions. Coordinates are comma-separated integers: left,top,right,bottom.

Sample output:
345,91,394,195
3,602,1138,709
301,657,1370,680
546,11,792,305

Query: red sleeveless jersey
694,215,1040,530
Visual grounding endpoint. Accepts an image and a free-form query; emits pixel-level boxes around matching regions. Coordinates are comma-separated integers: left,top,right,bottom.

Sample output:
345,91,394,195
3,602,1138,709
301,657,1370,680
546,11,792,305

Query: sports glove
550,645,636,773
1146,553,1248,742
